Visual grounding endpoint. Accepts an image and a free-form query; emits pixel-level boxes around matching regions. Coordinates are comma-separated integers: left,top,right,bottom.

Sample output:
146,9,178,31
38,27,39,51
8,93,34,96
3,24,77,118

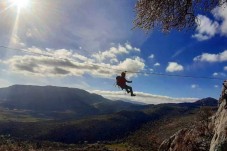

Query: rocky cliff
209,96,227,151
159,123,212,151
159,82,227,151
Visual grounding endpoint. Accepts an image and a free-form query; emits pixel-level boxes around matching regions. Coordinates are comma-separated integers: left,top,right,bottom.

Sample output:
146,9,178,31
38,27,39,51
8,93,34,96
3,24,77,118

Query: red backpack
116,76,125,89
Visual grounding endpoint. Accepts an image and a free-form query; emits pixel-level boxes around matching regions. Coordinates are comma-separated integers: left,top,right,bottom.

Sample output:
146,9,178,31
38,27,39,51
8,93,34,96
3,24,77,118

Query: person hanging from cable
116,72,136,96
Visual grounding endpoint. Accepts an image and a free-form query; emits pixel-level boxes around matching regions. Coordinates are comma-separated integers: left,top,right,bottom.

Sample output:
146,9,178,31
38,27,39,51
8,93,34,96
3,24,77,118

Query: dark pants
123,85,133,95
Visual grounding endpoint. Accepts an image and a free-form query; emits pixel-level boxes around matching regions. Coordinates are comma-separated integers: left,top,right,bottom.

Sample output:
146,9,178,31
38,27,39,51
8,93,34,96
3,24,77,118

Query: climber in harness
116,72,136,96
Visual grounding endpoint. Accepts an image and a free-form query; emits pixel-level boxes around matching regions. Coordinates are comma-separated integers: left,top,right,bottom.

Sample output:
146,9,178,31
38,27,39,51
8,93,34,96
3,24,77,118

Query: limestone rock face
159,127,211,151
209,98,227,151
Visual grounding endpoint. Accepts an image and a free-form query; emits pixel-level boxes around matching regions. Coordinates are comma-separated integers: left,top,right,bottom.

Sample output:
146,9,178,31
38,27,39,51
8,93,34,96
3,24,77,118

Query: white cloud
73,53,92,62
212,72,226,77
220,50,227,61
51,49,73,58
213,72,218,76
148,54,154,59
125,43,132,50
191,84,199,89
192,15,219,41
154,62,160,67
212,3,227,36
149,68,154,72
193,53,218,62
110,58,119,64
117,57,145,76
2,44,145,78
26,47,44,54
134,47,140,52
92,43,139,63
193,50,227,62
92,90,198,104
192,4,227,41
166,62,184,72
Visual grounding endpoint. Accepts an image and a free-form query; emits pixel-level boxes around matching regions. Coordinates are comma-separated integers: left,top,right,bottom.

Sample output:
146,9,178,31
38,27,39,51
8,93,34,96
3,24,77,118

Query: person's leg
125,87,130,93
124,85,131,92
125,85,135,96
121,86,129,93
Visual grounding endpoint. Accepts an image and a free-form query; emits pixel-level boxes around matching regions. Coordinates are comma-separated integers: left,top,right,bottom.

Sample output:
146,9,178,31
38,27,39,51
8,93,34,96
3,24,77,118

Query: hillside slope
0,85,146,119
158,90,226,151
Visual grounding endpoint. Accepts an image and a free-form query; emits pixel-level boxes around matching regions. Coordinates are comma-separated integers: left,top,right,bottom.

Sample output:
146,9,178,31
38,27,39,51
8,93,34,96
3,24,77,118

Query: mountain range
0,85,218,144
0,85,146,119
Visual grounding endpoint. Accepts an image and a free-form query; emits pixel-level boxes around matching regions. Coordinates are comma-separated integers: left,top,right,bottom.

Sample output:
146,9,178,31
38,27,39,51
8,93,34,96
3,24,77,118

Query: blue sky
0,0,227,104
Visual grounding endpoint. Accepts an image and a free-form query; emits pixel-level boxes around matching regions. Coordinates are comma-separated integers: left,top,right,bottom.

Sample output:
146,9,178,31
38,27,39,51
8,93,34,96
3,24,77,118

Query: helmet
121,72,126,76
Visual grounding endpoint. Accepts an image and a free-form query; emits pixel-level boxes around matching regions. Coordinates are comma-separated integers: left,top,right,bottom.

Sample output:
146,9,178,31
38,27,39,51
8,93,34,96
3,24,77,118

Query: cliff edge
159,81,227,151
209,90,227,151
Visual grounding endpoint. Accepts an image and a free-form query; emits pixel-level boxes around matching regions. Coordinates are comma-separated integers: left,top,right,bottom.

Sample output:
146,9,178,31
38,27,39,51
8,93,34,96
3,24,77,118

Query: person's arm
126,80,132,83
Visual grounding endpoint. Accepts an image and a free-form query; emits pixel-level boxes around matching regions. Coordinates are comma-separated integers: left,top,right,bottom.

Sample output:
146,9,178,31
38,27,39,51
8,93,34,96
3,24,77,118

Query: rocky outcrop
159,126,211,151
159,81,227,151
209,97,227,151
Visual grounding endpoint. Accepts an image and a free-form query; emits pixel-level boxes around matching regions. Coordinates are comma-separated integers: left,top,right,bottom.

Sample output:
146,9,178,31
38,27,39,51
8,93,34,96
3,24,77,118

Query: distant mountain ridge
0,85,146,118
0,85,218,110
0,85,218,119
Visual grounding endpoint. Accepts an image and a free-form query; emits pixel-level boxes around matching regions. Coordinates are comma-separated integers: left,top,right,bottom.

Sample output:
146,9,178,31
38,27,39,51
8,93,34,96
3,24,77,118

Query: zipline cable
0,45,226,81
126,70,225,80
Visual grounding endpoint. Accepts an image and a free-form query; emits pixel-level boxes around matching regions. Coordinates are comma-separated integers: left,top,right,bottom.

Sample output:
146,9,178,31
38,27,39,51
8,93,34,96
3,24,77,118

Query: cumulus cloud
2,44,145,78
192,15,219,41
212,3,227,36
149,68,154,72
166,62,184,72
125,43,133,50
154,62,160,67
92,43,140,63
92,90,198,104
117,57,145,73
134,47,140,52
192,4,227,41
72,53,92,62
110,58,119,64
148,54,154,59
213,72,218,76
51,49,73,58
5,55,82,77
193,50,227,62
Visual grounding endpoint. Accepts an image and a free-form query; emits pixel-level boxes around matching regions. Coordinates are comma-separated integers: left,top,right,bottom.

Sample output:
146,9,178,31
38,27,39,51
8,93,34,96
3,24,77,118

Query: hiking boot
131,94,136,96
